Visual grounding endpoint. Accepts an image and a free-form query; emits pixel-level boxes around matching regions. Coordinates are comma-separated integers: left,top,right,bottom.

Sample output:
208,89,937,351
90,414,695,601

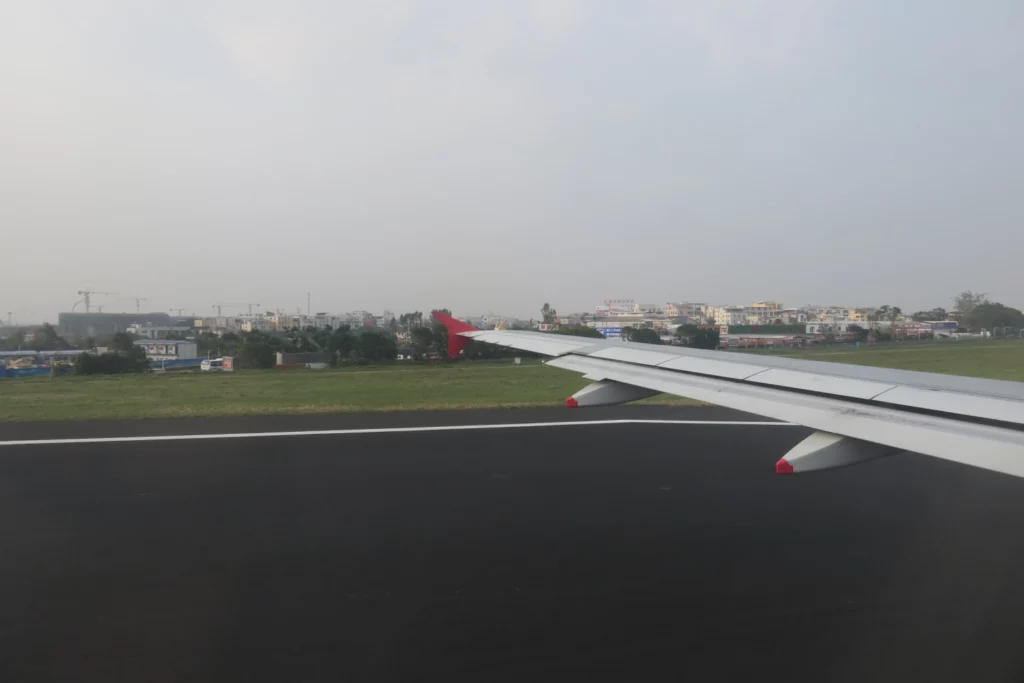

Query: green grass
0,360,693,422
745,339,1024,381
3,340,1021,422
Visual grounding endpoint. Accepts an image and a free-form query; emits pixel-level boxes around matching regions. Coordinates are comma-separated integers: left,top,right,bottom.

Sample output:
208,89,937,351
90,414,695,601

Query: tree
237,340,276,369
541,303,557,324
869,305,902,323
74,347,149,375
327,327,356,361
911,308,948,322
965,302,1024,331
621,327,662,344
410,326,435,356
953,291,988,324
355,330,397,361
399,312,424,329
111,331,136,354
676,324,720,350
0,330,26,351
31,323,71,351
431,322,449,357
848,325,870,342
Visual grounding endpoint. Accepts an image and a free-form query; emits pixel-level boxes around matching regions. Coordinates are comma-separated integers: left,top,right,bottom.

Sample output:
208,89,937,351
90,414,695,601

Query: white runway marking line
0,419,797,448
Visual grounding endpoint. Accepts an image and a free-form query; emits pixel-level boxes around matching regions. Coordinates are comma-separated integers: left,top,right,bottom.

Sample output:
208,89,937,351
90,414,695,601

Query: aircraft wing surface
432,312,1024,478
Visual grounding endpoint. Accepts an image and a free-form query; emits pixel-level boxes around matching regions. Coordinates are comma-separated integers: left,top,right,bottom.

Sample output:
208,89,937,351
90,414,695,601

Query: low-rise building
709,307,747,326
665,302,707,320
135,340,198,361
127,323,193,339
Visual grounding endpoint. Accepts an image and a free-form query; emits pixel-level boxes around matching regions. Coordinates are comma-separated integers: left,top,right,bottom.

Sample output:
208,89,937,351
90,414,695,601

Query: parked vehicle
200,358,224,372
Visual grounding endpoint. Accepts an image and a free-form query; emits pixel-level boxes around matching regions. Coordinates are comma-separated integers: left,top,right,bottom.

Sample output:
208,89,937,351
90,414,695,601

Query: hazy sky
2,1,1022,322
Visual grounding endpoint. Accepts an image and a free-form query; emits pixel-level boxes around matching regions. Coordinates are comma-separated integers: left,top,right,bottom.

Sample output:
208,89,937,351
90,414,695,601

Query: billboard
596,326,623,338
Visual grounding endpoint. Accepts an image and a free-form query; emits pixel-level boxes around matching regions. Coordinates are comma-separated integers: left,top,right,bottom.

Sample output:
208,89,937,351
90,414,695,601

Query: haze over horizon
3,1,1022,324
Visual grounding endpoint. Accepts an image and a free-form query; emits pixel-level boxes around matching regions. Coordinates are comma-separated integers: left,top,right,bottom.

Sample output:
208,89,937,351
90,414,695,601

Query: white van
200,358,224,372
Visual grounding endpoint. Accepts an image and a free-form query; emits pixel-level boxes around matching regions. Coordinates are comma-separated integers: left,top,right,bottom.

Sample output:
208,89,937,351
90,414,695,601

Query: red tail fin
431,311,478,358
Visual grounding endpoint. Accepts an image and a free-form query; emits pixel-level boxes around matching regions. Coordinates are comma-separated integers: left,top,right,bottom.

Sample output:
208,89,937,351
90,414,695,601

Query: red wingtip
431,311,478,333
775,458,794,475
565,396,579,408
430,311,479,358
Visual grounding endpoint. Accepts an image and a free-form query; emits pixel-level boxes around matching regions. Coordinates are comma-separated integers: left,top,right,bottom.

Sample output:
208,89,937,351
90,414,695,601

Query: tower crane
76,290,118,314
212,303,260,316
120,297,148,313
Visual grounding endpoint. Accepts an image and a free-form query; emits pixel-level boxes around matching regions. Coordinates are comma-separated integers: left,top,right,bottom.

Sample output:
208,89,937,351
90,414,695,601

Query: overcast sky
2,1,1022,323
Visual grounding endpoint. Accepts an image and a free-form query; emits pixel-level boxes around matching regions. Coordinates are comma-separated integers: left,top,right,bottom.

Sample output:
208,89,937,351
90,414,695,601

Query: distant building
135,340,198,361
127,323,193,339
598,299,636,315
750,301,784,313
665,302,707,320
709,307,746,326
60,312,172,340
238,316,275,333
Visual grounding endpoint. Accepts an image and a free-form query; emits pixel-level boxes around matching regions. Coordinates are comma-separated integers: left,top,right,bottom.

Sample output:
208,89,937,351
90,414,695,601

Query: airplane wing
431,311,1024,478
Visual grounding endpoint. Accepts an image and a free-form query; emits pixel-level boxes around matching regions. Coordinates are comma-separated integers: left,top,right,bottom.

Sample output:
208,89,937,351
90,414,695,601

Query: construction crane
212,302,260,316
76,290,118,314
120,297,148,313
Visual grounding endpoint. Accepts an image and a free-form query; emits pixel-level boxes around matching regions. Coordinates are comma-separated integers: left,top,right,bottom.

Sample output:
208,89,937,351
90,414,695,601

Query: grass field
0,360,692,422
1,340,1021,422
753,339,1024,382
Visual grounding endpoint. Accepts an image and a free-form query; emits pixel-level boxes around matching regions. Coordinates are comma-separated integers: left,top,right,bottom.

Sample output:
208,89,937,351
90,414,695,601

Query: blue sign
597,326,623,337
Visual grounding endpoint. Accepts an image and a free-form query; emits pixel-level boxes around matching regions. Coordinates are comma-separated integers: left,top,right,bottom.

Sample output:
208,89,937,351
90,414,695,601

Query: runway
2,406,1024,682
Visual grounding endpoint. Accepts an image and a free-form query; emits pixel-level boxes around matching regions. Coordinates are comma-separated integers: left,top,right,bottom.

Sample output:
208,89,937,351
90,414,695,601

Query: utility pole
307,292,311,316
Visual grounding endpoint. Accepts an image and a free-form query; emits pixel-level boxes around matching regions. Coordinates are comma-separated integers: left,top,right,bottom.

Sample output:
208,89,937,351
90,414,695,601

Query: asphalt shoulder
0,405,776,441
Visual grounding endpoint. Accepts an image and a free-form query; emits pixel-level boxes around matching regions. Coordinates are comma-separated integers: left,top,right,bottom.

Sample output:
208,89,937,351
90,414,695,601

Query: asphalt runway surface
3,406,1024,682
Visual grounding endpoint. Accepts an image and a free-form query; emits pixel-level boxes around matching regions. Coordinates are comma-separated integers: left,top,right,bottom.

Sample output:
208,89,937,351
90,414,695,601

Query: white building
238,316,275,333
127,323,193,339
305,313,349,330
665,302,707,320
709,307,747,326
135,340,198,360
597,299,637,315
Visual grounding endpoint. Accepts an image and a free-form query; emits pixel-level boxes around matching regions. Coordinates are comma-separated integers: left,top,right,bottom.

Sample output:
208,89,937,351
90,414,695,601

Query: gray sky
2,1,1022,323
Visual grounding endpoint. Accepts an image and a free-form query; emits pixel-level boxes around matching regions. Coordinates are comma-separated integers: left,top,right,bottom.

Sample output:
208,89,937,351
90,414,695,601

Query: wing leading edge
431,311,1024,479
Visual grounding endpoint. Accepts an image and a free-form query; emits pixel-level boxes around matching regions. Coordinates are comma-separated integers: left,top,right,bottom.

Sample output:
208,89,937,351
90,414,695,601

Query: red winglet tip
430,311,478,333
565,396,579,408
430,311,478,358
775,458,794,475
